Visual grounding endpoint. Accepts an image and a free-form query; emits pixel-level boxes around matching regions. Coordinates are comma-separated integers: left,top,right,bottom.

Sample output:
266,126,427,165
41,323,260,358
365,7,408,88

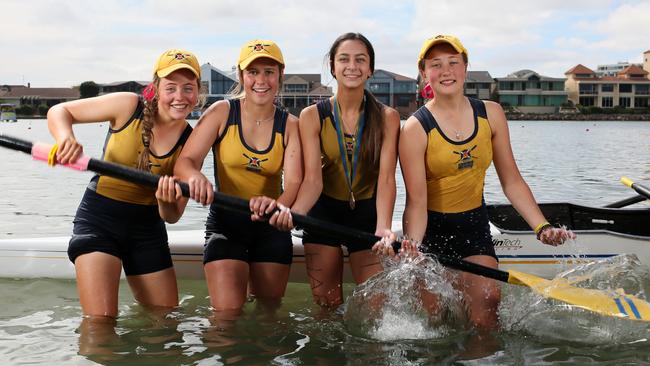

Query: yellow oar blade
507,270,650,322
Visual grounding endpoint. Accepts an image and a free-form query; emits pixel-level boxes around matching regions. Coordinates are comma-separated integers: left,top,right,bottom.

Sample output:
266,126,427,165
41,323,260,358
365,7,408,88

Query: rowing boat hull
1,225,648,281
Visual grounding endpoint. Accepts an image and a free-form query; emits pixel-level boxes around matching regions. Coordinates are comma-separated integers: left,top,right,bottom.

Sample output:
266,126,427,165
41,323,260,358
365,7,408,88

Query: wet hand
398,239,422,259
187,172,213,206
155,176,182,203
56,135,83,164
538,226,576,246
372,230,398,258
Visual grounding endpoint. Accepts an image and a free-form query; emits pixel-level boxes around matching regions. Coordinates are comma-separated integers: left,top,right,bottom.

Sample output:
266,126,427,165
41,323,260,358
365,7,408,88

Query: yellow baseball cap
153,49,201,78
418,35,468,64
238,40,285,70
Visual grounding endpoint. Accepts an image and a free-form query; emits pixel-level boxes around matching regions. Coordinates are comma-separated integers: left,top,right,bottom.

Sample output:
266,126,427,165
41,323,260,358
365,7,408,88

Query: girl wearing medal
254,32,400,308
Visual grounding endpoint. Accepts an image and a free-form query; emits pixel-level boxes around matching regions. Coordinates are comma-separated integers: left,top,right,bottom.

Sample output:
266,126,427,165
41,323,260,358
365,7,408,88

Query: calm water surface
1,119,650,365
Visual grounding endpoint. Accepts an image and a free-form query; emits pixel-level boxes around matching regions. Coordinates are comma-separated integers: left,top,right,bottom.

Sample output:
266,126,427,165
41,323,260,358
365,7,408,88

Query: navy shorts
421,204,497,261
68,188,173,276
203,205,292,265
301,194,377,253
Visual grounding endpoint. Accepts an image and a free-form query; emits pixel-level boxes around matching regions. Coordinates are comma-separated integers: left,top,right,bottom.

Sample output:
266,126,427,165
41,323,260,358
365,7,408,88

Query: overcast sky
2,0,648,88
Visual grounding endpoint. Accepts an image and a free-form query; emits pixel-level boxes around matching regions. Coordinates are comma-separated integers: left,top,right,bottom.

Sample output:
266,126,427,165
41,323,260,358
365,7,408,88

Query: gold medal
349,191,356,210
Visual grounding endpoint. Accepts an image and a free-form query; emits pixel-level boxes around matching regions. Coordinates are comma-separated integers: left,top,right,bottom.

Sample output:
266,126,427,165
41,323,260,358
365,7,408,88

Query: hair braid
137,77,160,171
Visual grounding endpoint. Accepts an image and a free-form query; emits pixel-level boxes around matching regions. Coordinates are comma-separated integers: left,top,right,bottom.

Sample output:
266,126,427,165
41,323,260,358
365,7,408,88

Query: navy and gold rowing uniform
414,97,497,260
204,99,292,265
317,99,379,202
301,99,380,253
69,100,193,274
89,101,193,205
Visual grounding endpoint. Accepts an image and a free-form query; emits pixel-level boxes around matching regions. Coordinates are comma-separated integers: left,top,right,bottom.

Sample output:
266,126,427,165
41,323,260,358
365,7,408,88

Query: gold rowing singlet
91,100,192,205
413,97,493,213
212,99,288,200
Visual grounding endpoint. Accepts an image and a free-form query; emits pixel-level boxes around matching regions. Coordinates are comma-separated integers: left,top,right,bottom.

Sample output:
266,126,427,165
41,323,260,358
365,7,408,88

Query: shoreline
506,113,650,121
8,114,650,122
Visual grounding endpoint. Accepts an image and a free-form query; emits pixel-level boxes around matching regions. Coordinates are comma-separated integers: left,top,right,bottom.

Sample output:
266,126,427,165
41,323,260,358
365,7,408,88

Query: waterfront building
565,61,650,109
200,63,237,106
278,74,333,116
464,71,495,100
595,62,642,77
100,81,148,94
366,69,417,118
495,70,568,113
0,84,79,109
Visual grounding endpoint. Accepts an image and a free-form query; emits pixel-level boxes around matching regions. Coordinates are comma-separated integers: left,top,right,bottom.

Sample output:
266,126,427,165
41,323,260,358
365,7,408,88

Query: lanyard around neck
332,97,365,196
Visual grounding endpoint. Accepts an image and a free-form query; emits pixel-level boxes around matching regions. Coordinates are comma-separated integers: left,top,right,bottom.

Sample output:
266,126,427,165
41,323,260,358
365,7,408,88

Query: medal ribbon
332,97,365,202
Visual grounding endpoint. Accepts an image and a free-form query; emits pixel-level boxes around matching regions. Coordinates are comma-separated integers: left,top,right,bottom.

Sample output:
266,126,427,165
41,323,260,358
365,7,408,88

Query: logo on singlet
243,153,268,172
453,145,477,170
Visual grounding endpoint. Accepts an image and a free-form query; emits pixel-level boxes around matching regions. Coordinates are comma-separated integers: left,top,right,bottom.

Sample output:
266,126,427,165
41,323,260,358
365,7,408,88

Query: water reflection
78,306,185,365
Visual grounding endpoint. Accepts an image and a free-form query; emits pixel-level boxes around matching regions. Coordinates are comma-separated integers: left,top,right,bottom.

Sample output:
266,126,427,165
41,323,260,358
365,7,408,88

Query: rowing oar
621,176,650,201
2,134,650,322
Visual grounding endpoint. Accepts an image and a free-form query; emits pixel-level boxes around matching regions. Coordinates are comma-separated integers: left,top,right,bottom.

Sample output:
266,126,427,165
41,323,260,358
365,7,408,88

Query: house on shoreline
565,50,650,109
0,84,79,110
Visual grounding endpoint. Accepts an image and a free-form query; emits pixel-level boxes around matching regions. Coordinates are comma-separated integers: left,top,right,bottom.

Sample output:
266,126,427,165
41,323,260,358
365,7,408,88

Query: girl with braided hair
47,49,202,318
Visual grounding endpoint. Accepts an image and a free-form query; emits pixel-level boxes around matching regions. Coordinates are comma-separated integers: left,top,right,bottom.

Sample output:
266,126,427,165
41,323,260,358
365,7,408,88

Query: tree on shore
79,81,100,99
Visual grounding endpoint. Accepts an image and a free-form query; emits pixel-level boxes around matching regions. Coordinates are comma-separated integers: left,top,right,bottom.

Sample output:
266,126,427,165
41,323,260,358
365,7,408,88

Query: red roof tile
565,64,595,75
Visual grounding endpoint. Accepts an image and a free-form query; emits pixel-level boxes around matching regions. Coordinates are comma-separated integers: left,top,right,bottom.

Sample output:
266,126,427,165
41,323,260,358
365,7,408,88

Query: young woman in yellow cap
173,40,302,313
256,33,400,308
376,35,575,329
47,49,202,318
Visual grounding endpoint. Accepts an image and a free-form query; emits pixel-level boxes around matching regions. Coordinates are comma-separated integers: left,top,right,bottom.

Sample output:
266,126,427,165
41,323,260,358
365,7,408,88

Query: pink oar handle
32,142,90,171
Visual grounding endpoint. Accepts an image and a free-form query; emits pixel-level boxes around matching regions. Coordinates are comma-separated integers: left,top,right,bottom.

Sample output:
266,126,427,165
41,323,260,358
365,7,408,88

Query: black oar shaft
87,153,512,283
0,133,512,285
631,182,650,200
0,135,32,154
604,195,647,208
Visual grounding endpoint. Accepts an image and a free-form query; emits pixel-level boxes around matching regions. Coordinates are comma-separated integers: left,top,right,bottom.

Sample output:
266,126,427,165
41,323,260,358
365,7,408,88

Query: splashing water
500,254,650,344
343,255,469,341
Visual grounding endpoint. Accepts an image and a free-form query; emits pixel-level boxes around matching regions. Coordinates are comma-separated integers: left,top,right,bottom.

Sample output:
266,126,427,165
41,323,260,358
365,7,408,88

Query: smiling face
332,39,373,90
242,58,282,106
420,43,467,97
156,68,199,121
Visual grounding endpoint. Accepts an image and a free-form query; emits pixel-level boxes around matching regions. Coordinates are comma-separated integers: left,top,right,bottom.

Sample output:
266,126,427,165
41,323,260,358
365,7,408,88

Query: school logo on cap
174,53,186,60
250,43,271,53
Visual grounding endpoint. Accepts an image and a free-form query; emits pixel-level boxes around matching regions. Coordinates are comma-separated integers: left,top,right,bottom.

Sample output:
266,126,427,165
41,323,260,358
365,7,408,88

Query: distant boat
0,104,17,122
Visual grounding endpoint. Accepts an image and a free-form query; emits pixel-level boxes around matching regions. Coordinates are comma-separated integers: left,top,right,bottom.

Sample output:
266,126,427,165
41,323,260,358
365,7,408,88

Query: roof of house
283,75,309,84
466,71,494,83
565,64,595,75
373,69,416,82
618,65,648,76
308,85,333,95
497,69,565,81
101,81,149,87
0,87,79,99
284,74,322,85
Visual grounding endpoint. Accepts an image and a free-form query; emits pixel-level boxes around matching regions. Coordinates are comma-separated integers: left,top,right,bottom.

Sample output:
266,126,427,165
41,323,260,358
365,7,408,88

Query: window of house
619,97,631,108
579,97,595,106
635,84,649,95
634,98,649,108
601,84,614,92
579,84,596,94
619,84,632,93
396,95,411,107
601,97,613,108
369,83,390,93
